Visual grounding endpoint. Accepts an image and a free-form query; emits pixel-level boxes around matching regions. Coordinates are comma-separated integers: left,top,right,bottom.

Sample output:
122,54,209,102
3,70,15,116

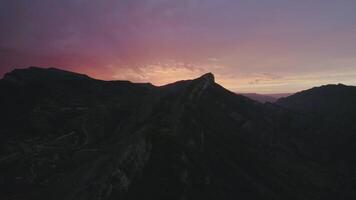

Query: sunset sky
1,0,356,93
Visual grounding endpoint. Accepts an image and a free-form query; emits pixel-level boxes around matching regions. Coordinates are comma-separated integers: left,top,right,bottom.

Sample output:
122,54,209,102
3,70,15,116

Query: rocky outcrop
189,73,215,100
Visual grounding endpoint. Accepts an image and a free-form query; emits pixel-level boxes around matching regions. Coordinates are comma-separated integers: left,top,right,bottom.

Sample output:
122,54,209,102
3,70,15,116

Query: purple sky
1,0,356,93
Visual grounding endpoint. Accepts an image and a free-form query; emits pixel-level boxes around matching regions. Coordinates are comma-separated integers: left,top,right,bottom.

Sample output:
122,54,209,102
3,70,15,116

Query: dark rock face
1,67,356,200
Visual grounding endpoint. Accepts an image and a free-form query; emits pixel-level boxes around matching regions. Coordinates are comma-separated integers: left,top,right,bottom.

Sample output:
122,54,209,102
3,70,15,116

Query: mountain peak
187,73,216,100
198,72,215,83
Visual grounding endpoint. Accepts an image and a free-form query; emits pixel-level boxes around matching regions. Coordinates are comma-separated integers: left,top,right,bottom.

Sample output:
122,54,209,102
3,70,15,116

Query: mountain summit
1,67,356,200
3,67,91,83
197,72,215,82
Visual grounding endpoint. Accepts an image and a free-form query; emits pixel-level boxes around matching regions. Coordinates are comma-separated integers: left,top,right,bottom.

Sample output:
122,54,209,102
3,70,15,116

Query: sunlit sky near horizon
1,0,356,93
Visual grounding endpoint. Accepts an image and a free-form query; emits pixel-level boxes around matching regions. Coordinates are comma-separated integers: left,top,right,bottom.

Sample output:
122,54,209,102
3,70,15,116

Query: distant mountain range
239,93,292,103
1,67,356,200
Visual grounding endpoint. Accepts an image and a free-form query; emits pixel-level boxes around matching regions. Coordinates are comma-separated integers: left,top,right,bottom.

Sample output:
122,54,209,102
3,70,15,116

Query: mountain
276,84,356,165
240,93,292,103
267,93,293,99
276,84,356,116
240,93,277,103
276,84,356,134
1,67,356,200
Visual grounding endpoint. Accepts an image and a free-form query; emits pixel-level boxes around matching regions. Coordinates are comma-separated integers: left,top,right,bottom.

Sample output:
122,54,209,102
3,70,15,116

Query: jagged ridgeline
1,67,356,200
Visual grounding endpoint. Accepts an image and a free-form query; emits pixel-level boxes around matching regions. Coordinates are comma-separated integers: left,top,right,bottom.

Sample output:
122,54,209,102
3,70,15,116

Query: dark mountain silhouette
276,84,356,167
240,93,277,103
276,84,356,117
1,67,356,200
240,93,292,103
267,93,292,99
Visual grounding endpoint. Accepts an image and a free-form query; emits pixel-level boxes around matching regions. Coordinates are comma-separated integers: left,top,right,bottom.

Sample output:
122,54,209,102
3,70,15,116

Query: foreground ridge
1,67,356,200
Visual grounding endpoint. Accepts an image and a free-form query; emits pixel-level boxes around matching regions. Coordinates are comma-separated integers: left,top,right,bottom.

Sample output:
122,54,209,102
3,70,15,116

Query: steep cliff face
1,67,356,200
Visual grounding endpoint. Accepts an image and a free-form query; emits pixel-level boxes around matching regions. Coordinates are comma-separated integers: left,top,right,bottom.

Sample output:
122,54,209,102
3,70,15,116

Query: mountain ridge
1,67,356,200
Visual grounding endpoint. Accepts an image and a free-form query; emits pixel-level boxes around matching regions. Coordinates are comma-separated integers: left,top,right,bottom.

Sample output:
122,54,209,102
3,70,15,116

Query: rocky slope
1,67,355,200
